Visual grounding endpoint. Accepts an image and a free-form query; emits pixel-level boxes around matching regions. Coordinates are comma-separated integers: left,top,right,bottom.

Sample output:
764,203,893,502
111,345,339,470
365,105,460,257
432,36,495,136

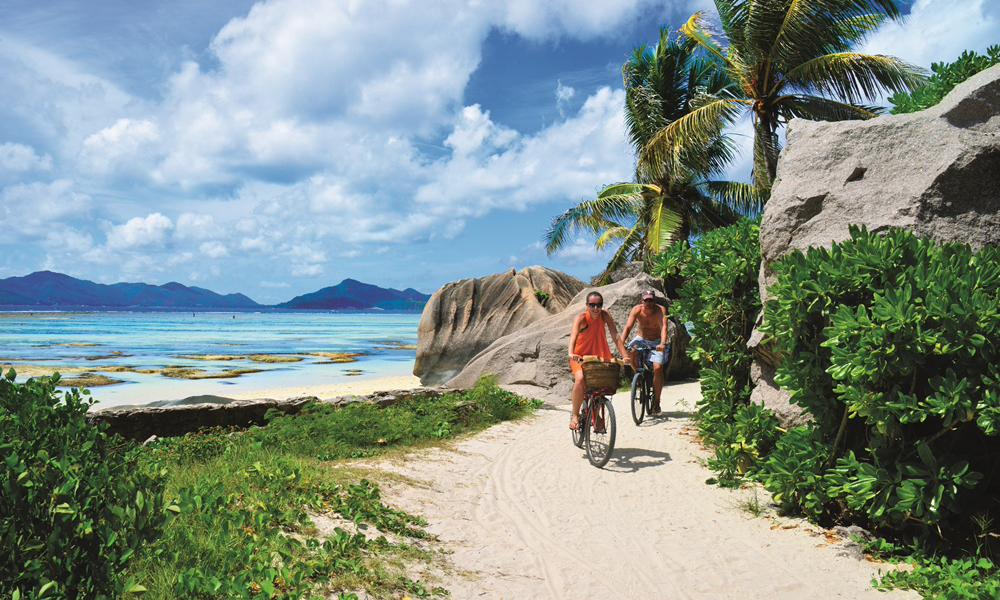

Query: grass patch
124,375,542,599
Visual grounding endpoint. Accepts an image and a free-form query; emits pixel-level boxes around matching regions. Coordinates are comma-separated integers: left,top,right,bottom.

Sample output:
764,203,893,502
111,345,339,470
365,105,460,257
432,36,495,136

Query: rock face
414,266,585,385
445,273,690,403
760,63,1000,297
753,63,1000,425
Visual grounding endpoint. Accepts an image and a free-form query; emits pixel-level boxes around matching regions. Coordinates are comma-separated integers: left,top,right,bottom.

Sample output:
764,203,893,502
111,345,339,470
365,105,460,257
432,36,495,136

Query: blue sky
0,0,997,303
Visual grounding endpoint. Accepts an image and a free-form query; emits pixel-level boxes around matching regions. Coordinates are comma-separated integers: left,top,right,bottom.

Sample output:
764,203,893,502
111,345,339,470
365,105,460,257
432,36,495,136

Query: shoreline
218,373,425,402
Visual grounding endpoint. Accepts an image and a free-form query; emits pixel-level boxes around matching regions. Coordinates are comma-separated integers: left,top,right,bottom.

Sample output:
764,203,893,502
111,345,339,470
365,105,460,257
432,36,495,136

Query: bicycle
571,358,620,468
626,340,657,425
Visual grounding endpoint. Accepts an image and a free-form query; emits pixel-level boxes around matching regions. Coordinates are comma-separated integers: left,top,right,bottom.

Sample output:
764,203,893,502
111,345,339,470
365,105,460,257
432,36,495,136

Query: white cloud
0,143,52,173
175,213,223,241
260,280,292,288
556,80,576,118
79,118,161,177
0,180,91,241
199,240,229,258
105,213,173,250
863,0,999,69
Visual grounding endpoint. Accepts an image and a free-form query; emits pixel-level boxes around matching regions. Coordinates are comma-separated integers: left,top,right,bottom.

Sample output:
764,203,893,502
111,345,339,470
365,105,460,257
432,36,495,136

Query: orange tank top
573,310,612,359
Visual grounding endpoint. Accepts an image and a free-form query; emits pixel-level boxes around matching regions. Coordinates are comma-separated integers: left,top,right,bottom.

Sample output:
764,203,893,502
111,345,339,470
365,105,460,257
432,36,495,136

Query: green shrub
0,369,167,599
889,45,1000,114
653,216,778,485
760,226,1000,539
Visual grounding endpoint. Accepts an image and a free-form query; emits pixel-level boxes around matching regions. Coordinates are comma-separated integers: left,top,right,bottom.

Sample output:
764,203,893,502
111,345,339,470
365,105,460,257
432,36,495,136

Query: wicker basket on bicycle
581,358,621,395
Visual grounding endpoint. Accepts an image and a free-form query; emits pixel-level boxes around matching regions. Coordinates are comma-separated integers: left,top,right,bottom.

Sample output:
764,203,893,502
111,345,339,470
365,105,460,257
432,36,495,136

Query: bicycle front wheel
585,398,616,468
572,401,586,448
630,371,645,425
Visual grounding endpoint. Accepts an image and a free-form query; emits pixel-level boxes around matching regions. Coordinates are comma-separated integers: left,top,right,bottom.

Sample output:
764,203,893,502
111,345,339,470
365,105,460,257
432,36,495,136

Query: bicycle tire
585,397,616,468
572,400,586,448
630,371,645,425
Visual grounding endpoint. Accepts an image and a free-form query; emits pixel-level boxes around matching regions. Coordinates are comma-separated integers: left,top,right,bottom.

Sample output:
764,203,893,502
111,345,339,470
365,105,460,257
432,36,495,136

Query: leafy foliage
653,216,778,485
0,369,168,599
889,46,1000,114
760,226,1000,542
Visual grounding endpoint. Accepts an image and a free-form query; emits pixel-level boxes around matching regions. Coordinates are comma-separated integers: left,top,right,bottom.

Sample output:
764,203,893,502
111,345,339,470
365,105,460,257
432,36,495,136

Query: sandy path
367,380,919,600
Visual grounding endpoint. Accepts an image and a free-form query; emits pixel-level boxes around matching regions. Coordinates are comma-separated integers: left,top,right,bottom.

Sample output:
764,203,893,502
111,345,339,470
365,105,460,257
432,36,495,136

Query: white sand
356,380,919,600
220,374,424,401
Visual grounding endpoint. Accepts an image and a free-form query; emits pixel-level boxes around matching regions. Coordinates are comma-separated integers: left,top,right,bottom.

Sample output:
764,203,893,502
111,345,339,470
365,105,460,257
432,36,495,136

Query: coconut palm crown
546,28,765,284
646,0,927,188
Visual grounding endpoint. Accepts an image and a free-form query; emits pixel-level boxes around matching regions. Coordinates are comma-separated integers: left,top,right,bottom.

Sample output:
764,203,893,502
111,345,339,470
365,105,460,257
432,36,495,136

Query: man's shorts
628,336,667,365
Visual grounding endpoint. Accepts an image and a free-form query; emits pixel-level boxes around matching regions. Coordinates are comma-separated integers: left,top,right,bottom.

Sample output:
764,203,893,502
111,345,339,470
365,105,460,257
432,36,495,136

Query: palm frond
641,96,746,171
783,52,929,103
778,94,881,121
700,180,768,216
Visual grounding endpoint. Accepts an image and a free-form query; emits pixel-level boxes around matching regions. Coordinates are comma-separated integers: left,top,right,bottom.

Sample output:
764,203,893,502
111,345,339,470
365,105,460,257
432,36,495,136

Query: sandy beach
220,374,424,401
345,379,917,600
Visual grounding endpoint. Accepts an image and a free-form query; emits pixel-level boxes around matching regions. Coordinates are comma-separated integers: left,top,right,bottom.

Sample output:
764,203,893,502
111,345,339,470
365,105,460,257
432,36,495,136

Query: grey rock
414,266,585,385
753,63,1000,426
589,261,644,286
760,63,1000,299
444,274,671,404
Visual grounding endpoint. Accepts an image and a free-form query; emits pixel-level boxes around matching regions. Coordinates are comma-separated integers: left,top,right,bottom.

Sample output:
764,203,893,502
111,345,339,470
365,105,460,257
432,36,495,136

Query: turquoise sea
0,310,420,408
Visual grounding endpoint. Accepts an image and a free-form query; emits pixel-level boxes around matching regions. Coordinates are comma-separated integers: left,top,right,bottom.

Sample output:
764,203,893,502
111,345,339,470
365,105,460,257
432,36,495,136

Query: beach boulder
445,273,674,403
753,63,1000,425
414,266,585,385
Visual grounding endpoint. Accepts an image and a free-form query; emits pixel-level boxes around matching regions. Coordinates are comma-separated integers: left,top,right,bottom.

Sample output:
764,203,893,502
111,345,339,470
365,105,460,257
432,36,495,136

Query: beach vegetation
652,216,776,486
0,368,169,600
758,226,1000,597
889,45,1000,114
546,28,765,283
1,370,541,599
649,0,926,188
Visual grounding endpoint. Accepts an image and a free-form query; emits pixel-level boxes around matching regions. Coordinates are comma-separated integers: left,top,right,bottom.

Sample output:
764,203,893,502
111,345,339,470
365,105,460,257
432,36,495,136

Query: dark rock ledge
87,387,448,442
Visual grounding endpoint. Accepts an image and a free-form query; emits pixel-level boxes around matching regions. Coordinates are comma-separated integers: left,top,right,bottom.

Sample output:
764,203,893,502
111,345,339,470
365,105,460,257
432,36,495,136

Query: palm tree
546,28,764,283
646,0,927,188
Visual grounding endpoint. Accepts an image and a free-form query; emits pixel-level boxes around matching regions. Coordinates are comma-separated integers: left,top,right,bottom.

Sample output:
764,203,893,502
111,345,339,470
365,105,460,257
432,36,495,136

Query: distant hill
276,278,429,310
0,271,261,309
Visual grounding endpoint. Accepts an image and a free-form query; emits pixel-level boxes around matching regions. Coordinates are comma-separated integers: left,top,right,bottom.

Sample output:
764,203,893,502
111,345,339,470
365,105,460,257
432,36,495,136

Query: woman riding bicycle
568,291,629,430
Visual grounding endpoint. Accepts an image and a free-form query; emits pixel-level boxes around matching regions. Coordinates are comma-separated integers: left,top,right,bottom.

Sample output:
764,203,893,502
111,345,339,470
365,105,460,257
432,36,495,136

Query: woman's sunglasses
587,302,603,308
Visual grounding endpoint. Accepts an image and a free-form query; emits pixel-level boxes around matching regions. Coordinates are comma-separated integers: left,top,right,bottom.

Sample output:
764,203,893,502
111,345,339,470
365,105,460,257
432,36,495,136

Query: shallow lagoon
0,310,419,408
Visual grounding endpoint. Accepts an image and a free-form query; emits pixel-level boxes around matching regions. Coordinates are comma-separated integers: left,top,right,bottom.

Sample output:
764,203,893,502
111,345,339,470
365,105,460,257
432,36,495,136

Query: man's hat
641,289,655,300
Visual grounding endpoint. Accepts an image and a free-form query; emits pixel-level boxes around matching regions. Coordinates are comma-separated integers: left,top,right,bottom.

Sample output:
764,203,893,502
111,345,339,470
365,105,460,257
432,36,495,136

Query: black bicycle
627,340,657,425
571,359,620,468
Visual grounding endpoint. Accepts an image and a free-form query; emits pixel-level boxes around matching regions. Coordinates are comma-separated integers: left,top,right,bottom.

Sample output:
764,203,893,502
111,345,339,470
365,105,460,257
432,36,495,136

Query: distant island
0,271,429,311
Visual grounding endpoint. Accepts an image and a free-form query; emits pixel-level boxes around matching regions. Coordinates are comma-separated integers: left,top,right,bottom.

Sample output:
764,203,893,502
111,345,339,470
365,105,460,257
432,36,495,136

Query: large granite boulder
760,63,1000,297
414,266,585,385
445,273,676,403
752,63,1000,425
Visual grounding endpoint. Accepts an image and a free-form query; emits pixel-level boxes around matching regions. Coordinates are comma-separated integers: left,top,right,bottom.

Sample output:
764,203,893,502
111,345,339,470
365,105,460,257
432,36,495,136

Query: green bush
0,369,167,599
760,226,1000,539
889,45,1000,114
653,216,778,485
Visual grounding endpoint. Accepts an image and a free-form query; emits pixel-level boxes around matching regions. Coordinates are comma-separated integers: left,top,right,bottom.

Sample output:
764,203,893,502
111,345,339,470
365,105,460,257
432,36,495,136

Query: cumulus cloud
105,213,173,250
862,0,999,68
0,180,91,241
0,143,52,174
199,240,229,258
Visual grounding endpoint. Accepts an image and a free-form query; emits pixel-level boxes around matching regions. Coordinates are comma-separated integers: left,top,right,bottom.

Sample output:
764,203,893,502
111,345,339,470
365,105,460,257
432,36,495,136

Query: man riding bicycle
619,289,669,414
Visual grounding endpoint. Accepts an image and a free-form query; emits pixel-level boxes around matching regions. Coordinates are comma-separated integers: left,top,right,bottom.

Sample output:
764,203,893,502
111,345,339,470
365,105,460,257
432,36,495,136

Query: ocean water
0,310,420,408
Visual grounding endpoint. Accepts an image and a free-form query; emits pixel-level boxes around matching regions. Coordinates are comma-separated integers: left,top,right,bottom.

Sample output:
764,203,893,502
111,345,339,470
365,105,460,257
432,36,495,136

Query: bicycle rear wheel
630,371,646,425
585,398,616,468
572,400,587,448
